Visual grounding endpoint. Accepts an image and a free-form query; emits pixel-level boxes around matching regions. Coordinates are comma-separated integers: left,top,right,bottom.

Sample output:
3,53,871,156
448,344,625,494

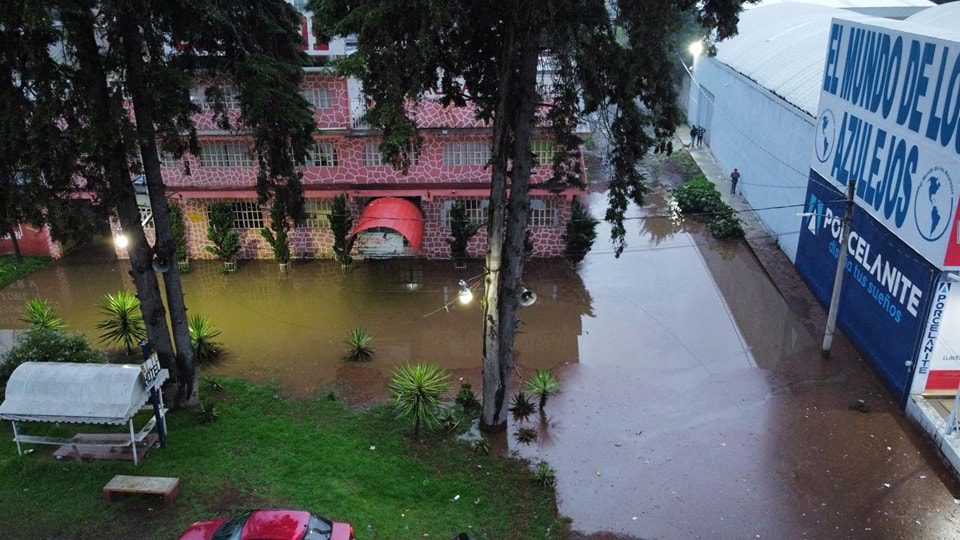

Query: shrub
515,427,538,444
525,369,560,409
205,202,241,264
343,327,375,362
189,315,223,365
534,461,556,487
563,201,599,263
330,194,353,266
0,328,105,387
446,201,480,261
673,176,744,240
388,363,450,437
196,402,220,424
509,391,537,420
707,207,745,239
260,199,292,265
95,291,146,355
455,382,480,411
21,299,65,331
168,200,190,271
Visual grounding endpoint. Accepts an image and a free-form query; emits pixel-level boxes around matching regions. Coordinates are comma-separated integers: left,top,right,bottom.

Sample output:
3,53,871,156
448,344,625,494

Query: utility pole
822,179,857,358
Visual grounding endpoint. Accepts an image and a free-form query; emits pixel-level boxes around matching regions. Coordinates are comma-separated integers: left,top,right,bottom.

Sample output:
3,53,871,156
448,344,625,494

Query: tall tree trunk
6,224,23,261
61,3,178,373
116,0,198,407
480,3,519,432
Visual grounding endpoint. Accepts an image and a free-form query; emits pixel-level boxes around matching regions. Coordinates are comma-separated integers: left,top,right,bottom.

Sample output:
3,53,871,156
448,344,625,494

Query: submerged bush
189,315,223,365
1,328,105,387
673,176,744,240
343,327,375,362
525,369,560,409
21,299,65,331
562,201,599,263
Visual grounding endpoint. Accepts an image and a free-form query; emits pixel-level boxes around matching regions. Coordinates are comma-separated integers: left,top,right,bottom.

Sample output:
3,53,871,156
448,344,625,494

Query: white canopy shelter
0,361,168,465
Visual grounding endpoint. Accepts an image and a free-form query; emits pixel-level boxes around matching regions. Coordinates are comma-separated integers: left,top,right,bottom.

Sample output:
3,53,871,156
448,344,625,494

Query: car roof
242,510,311,540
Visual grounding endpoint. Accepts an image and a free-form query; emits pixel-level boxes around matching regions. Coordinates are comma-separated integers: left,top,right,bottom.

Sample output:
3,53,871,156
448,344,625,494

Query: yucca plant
455,382,480,411
189,315,223,365
509,391,538,420
534,461,556,487
196,402,220,424
525,369,560,409
342,327,375,362
21,299,65,331
389,363,450,438
515,427,538,444
95,291,146,355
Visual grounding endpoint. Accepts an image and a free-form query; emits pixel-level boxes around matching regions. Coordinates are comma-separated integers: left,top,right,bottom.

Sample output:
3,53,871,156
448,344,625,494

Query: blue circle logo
815,109,836,164
914,167,955,242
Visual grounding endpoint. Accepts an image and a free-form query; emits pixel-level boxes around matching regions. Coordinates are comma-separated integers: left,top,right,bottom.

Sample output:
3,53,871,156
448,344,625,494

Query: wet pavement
2,153,960,538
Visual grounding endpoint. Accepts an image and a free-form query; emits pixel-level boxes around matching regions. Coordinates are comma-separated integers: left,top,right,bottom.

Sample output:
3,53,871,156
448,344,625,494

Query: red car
179,509,355,540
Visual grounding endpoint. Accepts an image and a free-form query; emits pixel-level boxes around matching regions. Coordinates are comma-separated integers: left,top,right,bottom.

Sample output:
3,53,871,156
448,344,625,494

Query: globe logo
914,167,955,242
815,109,836,164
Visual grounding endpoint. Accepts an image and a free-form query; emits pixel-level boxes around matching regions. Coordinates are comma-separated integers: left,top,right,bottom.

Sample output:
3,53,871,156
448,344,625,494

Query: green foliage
342,327,375,362
196,402,220,424
0,256,51,290
167,201,190,267
673,177,744,239
534,461,556,488
471,437,491,455
515,427,538,444
20,298,64,331
525,369,560,408
330,194,353,265
0,328,105,388
205,202,242,263
563,201,599,263
95,291,146,355
260,199,292,265
189,315,223,365
446,201,480,260
509,391,538,420
455,382,480,411
389,363,451,437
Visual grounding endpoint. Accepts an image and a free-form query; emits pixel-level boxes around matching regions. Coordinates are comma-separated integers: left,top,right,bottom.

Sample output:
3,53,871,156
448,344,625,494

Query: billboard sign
796,174,939,400
911,279,960,395
813,19,960,269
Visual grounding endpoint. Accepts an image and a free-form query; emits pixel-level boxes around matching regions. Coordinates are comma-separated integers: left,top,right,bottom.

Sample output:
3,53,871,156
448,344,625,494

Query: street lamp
688,40,704,57
114,231,129,250
457,279,474,305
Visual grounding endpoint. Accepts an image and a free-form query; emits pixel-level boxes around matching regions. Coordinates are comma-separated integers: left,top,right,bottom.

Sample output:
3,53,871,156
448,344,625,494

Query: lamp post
821,179,857,358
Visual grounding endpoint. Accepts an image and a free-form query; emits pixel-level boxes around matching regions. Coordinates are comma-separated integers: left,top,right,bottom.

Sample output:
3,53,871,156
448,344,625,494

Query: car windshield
212,511,252,540
302,515,333,540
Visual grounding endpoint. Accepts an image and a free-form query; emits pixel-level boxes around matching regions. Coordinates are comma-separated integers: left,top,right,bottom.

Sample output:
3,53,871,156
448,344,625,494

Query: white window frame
528,199,558,228
198,85,240,111
441,199,489,228
138,205,155,230
443,141,490,166
304,200,333,229
301,88,333,109
200,143,252,167
222,200,264,230
159,151,179,168
302,143,338,167
532,140,556,166
362,143,384,167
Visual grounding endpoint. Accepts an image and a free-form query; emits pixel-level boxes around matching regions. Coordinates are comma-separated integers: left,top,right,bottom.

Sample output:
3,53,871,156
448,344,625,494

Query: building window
138,205,154,230
441,199,488,228
528,199,558,227
159,151,179,168
443,141,490,166
531,141,556,166
304,200,333,229
200,143,252,167
195,85,240,111
363,143,384,167
302,142,338,166
208,200,264,229
301,88,333,109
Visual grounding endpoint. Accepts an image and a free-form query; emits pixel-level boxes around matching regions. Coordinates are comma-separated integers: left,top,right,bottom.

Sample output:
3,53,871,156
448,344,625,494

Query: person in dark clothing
689,125,698,147
696,126,705,147
730,168,740,194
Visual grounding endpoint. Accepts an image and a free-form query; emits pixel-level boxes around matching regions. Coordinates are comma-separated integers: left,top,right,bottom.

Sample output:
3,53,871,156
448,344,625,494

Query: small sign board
140,353,162,389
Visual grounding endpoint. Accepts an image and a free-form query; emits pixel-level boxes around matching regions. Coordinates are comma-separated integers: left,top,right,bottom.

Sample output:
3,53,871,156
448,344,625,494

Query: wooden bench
103,475,180,505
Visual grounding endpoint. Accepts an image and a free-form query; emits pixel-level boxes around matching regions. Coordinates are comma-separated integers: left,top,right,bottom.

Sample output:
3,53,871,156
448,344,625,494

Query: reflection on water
0,255,592,399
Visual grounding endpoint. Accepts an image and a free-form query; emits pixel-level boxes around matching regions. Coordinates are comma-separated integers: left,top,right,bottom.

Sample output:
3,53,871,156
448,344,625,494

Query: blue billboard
796,172,939,401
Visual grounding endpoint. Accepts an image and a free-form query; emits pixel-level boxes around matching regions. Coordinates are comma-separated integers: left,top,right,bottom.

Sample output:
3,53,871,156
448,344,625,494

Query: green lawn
0,255,51,289
0,379,567,539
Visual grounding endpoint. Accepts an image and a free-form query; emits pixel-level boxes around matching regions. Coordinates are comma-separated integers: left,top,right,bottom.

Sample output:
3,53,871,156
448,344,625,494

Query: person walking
730,168,741,194
696,126,705,147
689,125,698,148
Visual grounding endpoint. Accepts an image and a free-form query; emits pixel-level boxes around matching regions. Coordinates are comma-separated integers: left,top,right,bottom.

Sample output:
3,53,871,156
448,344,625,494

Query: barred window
138,205,155,230
159,151,179,168
363,143,384,167
528,199,558,227
304,200,333,229
302,143,338,166
208,201,264,229
531,141,556,166
301,88,333,109
200,143,252,167
441,199,488,228
443,141,490,166
198,86,240,110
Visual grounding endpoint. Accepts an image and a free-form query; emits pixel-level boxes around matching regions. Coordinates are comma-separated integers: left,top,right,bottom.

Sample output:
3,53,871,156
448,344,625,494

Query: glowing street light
114,232,129,250
457,279,474,305
688,40,704,57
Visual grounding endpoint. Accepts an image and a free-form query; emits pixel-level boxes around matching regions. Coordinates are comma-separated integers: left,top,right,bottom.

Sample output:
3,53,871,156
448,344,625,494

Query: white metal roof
746,0,934,19
905,2,960,30
711,4,876,117
0,362,168,425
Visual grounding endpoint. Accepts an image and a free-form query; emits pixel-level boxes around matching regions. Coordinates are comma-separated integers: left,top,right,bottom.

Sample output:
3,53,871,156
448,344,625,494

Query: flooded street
2,179,960,538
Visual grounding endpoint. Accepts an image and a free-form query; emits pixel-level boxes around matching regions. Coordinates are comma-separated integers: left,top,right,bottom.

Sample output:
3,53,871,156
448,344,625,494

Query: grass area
0,255,51,289
0,379,568,539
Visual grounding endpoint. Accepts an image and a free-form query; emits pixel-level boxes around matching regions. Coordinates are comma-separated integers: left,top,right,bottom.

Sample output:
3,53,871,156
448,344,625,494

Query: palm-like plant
95,291,146,355
509,391,537,420
189,314,223,365
342,327,375,362
525,369,560,409
21,299,65,331
389,363,450,437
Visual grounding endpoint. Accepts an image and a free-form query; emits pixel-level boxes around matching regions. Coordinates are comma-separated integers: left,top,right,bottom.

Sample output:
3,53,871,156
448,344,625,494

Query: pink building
115,12,587,262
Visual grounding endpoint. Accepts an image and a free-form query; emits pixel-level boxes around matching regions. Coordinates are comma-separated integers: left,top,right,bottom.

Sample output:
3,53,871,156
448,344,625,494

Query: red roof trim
351,197,424,255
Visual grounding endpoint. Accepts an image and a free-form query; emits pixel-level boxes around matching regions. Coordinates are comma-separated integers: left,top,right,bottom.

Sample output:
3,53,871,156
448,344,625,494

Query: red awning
351,197,424,255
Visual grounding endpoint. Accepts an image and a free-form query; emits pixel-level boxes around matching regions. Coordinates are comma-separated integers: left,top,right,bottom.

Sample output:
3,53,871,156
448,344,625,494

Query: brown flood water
2,184,960,538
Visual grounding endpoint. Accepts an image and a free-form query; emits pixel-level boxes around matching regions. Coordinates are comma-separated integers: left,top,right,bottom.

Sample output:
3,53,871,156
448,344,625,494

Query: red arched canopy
351,197,424,255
